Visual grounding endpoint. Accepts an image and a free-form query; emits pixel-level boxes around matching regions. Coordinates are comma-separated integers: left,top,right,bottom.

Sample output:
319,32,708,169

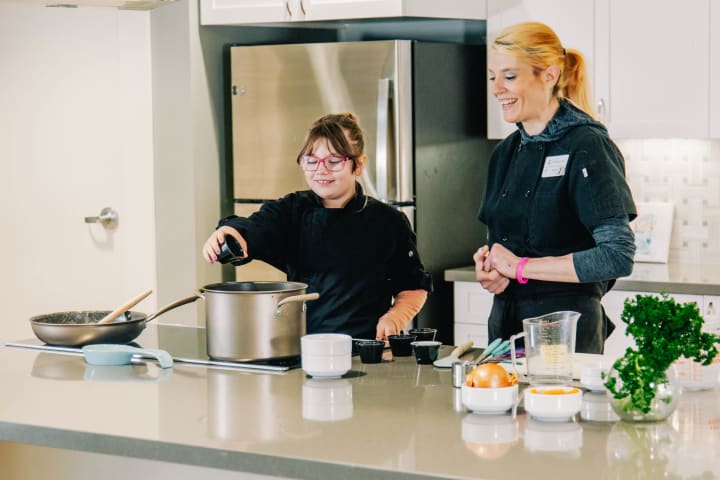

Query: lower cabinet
452,282,493,348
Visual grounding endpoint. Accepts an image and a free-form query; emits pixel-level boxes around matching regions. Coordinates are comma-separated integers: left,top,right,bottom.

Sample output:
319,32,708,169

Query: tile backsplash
617,139,720,265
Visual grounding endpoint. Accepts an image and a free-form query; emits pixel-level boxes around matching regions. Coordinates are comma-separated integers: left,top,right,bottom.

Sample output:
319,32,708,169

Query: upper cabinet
200,0,486,26
711,2,720,138
595,0,710,138
486,0,595,140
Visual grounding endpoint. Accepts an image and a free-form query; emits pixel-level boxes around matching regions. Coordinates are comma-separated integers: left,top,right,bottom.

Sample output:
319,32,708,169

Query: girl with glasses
202,113,432,341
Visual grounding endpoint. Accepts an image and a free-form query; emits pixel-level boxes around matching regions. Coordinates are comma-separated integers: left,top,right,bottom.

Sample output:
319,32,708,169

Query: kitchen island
1,327,719,480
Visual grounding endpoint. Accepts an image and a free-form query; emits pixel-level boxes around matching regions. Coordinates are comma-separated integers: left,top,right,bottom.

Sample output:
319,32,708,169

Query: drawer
454,323,488,348
453,282,493,325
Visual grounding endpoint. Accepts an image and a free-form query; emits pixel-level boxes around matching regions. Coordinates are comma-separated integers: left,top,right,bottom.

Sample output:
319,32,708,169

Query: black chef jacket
479,123,636,353
219,184,433,340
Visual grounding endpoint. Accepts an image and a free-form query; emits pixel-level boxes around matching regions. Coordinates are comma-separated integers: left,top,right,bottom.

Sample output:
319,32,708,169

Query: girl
203,113,432,341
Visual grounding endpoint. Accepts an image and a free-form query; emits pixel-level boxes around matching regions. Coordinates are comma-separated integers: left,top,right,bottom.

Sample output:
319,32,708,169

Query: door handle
84,207,118,229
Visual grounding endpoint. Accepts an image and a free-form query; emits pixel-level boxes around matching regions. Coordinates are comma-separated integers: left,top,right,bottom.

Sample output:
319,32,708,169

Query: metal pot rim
202,281,309,294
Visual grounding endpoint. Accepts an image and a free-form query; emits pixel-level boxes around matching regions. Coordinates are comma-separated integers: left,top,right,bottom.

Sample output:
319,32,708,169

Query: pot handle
275,292,320,315
144,292,203,323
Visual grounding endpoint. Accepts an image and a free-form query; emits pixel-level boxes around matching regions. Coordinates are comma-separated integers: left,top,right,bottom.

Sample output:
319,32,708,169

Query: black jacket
220,185,432,339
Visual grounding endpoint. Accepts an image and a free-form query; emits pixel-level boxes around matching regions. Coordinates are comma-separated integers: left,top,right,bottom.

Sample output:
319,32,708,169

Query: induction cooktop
6,324,301,373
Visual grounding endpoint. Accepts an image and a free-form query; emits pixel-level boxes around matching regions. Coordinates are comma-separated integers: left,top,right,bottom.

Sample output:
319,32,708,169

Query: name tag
541,154,569,178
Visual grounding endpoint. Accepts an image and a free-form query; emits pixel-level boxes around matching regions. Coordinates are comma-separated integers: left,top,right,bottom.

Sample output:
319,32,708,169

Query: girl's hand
375,314,401,341
202,227,248,264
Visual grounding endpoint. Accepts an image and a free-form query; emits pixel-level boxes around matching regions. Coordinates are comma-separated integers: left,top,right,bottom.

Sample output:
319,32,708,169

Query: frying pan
29,294,202,347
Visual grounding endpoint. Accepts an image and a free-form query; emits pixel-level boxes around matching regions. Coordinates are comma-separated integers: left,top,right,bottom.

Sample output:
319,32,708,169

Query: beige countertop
1,326,719,479
445,262,720,295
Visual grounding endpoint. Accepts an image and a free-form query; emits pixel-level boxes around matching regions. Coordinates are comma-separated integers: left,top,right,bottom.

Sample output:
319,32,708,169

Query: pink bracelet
516,257,529,284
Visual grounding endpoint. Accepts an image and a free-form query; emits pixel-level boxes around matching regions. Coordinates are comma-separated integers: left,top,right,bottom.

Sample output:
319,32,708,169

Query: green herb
604,293,720,414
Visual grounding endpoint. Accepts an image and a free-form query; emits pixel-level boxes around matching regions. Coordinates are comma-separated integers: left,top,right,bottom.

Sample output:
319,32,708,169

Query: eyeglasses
299,154,349,172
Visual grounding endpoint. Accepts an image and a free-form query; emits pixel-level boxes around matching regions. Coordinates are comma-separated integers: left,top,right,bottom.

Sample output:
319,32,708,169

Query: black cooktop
6,324,301,373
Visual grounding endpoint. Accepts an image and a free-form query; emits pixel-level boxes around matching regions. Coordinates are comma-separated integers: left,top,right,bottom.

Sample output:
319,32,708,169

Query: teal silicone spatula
433,340,474,368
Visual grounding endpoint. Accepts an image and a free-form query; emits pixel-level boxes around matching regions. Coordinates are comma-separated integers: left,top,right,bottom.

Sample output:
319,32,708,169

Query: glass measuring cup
510,311,580,385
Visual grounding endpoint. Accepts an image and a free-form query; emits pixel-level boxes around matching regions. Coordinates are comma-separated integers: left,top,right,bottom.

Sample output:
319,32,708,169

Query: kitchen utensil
433,340,474,368
96,289,153,325
510,311,580,385
408,328,437,341
29,294,202,347
523,386,582,422
388,334,417,357
217,235,246,264
202,281,319,362
356,340,385,364
411,341,441,364
461,383,519,415
475,340,511,365
301,334,352,378
471,338,508,366
82,344,173,368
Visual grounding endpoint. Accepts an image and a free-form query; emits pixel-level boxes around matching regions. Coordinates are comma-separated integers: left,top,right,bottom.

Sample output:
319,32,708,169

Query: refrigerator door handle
374,77,391,202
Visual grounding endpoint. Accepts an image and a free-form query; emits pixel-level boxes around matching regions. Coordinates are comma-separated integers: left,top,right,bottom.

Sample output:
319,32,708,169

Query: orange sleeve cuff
384,289,428,331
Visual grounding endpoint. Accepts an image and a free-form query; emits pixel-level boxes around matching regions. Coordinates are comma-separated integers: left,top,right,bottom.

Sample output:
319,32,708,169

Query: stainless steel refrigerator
227,40,496,343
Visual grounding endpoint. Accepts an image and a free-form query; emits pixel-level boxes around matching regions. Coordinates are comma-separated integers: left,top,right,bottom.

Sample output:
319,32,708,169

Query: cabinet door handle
597,98,606,122
286,1,292,16
300,0,306,15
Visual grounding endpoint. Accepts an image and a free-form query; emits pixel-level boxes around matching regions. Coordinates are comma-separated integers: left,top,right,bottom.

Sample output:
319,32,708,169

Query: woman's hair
492,21,596,119
296,112,365,170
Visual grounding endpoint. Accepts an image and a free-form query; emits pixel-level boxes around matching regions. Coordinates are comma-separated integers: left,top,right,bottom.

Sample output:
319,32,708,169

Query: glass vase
606,368,680,422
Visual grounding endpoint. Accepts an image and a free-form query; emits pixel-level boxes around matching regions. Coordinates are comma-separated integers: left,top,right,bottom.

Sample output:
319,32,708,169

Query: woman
475,22,636,353
203,113,432,341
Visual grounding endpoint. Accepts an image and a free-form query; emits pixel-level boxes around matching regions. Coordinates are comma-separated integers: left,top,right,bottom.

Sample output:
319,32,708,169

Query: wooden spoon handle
450,340,474,358
96,289,153,325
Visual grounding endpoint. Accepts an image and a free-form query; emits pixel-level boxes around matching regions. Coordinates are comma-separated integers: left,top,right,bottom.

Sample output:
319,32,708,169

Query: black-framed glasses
299,154,349,172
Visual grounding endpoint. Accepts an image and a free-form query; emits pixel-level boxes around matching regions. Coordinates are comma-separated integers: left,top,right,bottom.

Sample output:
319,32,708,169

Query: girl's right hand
202,227,248,264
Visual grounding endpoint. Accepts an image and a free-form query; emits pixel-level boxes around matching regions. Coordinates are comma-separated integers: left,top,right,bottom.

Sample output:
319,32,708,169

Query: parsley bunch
604,293,720,414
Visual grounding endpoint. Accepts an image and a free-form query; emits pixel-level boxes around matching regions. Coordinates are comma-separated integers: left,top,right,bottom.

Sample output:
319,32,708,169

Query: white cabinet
486,0,595,139
452,281,493,347
711,3,720,138
201,0,486,26
594,0,710,138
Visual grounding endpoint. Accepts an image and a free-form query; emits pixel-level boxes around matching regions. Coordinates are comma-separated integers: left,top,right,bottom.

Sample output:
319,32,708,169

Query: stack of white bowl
301,333,352,378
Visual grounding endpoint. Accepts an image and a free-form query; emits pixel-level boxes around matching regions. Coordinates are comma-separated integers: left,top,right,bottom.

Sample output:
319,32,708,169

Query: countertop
1,326,719,479
444,262,720,295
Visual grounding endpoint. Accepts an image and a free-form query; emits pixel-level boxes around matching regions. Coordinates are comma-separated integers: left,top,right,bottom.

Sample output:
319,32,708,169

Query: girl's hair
492,21,596,119
296,112,365,170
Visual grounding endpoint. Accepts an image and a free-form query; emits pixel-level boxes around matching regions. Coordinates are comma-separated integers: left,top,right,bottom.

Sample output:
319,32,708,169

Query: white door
0,5,157,343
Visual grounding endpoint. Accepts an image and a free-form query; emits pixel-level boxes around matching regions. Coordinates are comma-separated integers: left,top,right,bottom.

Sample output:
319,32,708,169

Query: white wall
0,4,160,342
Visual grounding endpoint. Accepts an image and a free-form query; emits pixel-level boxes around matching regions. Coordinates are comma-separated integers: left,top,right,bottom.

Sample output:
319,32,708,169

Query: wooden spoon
96,289,153,325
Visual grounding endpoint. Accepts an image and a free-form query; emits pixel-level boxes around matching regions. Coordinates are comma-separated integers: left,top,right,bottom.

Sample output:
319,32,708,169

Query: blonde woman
474,22,636,353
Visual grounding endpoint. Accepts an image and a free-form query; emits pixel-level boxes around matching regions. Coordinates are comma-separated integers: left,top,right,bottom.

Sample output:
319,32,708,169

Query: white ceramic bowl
301,353,351,378
580,364,607,392
461,384,519,415
301,333,352,356
302,379,353,421
461,414,519,444
523,386,583,422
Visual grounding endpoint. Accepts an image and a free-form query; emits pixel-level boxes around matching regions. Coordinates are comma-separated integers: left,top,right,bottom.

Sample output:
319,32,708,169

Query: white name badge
541,154,569,178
